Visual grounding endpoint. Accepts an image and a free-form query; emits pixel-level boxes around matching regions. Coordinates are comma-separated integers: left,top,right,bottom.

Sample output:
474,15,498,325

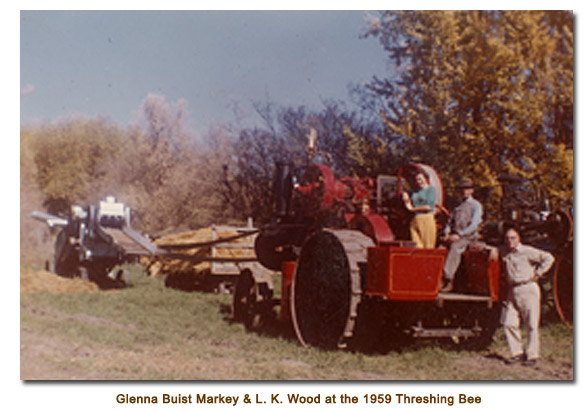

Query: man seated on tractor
440,177,483,293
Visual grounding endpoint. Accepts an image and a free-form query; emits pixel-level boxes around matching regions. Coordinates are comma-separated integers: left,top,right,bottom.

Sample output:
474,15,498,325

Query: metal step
436,292,494,308
411,324,482,339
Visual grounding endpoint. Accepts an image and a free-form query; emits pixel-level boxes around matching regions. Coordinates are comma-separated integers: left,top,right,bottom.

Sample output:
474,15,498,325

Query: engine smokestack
273,162,293,218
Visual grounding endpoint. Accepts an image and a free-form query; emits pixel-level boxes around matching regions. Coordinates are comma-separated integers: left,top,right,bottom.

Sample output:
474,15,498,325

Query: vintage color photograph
20,10,573,383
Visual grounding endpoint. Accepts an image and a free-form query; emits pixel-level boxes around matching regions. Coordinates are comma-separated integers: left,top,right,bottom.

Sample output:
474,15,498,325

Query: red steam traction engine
233,161,571,351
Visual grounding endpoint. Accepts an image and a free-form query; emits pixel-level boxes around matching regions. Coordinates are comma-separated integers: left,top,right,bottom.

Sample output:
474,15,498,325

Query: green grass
20,264,574,380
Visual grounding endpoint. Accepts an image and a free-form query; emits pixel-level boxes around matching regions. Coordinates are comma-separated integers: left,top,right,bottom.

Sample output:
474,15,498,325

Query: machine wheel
554,242,573,327
290,229,374,349
232,268,274,330
255,230,290,271
245,281,274,331
53,230,80,277
232,269,254,323
547,209,573,247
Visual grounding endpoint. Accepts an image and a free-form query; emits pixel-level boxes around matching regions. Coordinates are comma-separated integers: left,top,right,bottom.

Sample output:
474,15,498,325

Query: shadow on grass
483,352,507,363
164,270,235,293
216,301,450,356
174,279,568,358
218,302,297,341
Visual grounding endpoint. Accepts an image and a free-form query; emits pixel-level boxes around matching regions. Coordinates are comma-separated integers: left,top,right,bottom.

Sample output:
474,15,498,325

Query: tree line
21,11,572,262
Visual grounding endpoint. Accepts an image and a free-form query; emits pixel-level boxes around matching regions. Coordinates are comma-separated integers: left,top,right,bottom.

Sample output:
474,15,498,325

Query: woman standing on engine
402,170,437,248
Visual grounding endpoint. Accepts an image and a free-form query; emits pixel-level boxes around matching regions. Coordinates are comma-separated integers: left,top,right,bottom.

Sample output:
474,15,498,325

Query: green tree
363,11,573,209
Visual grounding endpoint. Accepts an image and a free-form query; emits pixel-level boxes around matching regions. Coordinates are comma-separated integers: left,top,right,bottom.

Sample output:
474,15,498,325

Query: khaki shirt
500,243,555,285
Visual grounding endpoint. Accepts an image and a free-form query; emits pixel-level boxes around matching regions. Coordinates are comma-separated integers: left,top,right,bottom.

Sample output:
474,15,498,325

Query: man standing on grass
490,226,555,367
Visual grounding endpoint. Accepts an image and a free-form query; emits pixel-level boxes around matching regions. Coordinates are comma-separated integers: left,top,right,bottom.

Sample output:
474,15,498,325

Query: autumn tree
363,10,573,210
21,127,55,264
22,93,233,245
27,117,125,214
21,118,126,263
219,101,381,223
98,93,226,234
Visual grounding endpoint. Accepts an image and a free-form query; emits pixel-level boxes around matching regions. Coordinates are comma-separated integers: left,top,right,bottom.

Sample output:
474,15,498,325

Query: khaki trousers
410,213,436,249
501,282,541,360
442,235,475,280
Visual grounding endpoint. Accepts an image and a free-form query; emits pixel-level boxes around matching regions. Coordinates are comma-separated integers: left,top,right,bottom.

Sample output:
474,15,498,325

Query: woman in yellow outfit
402,171,437,248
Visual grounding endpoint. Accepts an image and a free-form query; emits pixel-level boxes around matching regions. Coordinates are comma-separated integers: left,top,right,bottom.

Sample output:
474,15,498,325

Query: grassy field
20,264,573,380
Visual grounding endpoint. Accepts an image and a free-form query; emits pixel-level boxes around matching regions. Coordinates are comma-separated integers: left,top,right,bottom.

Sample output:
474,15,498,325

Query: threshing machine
32,196,159,286
232,162,573,350
32,196,264,289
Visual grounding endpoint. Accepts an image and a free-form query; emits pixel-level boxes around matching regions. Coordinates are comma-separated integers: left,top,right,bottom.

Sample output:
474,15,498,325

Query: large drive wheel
290,229,374,349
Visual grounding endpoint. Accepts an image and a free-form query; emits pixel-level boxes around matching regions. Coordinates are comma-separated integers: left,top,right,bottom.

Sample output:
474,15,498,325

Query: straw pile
144,226,257,278
20,266,99,294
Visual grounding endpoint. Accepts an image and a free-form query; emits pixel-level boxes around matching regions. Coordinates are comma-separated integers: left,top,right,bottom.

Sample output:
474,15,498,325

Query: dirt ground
20,324,574,380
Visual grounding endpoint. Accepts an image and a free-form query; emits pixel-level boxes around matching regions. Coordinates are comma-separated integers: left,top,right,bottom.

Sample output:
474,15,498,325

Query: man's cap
457,177,474,189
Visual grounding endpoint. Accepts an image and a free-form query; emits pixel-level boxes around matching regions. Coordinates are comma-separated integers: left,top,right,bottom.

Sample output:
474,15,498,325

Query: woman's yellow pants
410,213,436,249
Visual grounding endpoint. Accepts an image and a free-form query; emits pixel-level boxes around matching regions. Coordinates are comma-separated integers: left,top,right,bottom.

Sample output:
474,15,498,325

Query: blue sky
20,10,391,131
